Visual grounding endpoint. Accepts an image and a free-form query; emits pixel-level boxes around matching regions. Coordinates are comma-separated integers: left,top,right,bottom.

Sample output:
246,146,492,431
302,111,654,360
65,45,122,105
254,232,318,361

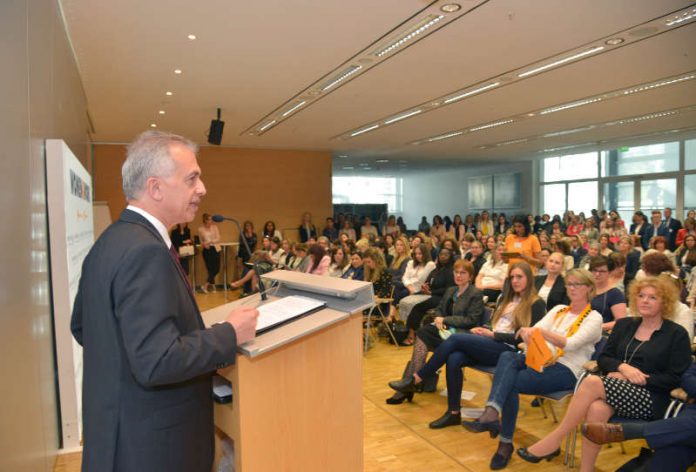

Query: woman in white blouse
197,213,221,293
388,244,436,320
475,243,508,302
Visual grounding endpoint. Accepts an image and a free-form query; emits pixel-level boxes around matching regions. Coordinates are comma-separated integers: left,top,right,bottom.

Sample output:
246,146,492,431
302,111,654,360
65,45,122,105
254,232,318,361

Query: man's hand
225,306,259,345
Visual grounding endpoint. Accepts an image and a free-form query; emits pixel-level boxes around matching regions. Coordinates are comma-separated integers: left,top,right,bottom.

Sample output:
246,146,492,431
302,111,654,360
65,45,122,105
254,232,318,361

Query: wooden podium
201,271,373,471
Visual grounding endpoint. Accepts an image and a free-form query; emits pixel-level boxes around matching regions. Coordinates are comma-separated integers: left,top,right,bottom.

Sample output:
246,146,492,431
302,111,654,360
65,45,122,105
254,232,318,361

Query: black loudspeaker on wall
208,108,224,145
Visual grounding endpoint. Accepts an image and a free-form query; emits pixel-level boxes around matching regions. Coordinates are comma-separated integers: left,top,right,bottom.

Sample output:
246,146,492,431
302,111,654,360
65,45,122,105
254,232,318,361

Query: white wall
400,160,535,229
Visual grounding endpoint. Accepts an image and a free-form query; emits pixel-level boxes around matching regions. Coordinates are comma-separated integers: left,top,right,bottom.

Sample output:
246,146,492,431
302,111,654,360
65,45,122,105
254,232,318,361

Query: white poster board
46,139,94,449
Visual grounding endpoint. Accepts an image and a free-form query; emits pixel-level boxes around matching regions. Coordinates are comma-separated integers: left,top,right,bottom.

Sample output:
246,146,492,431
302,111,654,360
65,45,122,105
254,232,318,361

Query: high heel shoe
461,419,501,438
516,447,561,464
388,376,419,393
385,391,413,405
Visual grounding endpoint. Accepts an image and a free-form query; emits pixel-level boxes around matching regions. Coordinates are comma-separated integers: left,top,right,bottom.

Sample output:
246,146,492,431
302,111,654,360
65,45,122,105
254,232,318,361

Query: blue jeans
417,333,515,412
487,351,576,443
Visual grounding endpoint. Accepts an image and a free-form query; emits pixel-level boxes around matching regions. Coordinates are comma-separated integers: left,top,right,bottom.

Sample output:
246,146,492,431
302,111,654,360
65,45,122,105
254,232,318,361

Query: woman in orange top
504,215,543,272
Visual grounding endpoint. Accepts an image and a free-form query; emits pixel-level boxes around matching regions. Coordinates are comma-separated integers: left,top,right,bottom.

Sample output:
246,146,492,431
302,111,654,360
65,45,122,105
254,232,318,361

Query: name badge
514,242,522,249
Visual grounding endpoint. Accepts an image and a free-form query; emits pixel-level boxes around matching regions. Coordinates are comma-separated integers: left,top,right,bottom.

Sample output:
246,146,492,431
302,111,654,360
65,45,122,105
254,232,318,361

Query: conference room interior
4,0,696,471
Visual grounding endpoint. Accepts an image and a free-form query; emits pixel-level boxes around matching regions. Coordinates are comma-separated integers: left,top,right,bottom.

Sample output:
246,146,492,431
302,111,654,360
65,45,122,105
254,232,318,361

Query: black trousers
406,296,442,331
202,247,220,284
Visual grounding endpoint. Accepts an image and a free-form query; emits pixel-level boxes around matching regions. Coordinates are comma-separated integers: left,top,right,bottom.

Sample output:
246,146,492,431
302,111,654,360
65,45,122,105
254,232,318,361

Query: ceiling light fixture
259,120,276,132
539,97,603,115
374,14,444,58
174,69,182,74
665,7,696,26
440,3,462,13
150,123,157,128
427,131,463,142
281,101,307,117
158,110,165,115
623,74,696,95
469,119,514,132
605,37,624,45
342,166,354,170
543,126,594,138
444,82,501,104
165,91,173,96
351,124,380,137
517,46,605,78
322,65,363,91
187,34,197,40
384,109,423,124
376,159,390,163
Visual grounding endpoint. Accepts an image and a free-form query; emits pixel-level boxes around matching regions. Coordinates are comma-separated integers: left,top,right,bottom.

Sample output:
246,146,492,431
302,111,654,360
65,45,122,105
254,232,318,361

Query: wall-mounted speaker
207,108,224,145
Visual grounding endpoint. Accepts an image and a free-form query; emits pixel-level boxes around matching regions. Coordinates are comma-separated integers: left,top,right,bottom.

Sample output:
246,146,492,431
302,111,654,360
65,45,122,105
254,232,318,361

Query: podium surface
202,271,371,471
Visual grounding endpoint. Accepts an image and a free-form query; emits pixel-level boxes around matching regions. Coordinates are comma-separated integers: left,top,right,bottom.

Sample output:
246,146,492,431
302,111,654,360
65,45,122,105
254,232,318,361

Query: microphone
212,214,267,300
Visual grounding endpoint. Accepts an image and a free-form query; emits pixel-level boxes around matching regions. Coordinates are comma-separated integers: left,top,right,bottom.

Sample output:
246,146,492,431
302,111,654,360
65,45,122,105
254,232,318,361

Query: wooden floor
55,288,645,471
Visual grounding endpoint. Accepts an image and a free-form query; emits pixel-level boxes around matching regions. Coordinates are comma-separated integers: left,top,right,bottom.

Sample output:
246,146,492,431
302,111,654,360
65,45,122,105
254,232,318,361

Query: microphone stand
213,215,267,300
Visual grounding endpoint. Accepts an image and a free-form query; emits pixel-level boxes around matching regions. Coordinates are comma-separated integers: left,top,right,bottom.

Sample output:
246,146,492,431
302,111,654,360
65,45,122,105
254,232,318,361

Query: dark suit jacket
642,223,669,250
534,275,570,310
664,218,682,251
438,284,484,330
71,210,238,472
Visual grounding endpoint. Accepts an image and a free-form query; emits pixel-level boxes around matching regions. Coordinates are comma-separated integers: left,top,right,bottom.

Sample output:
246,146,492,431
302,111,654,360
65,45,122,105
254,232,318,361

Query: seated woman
389,236,411,286
389,244,436,320
390,262,546,433
617,236,641,288
341,251,364,281
362,248,392,298
263,220,282,240
578,241,599,270
305,244,330,275
643,235,676,267
476,243,508,302
555,238,575,274
401,248,455,345
589,255,626,331
468,240,487,278
289,243,309,272
534,252,570,310
461,269,603,469
518,276,692,472
268,236,285,267
676,217,696,248
327,246,349,277
339,219,356,242
386,259,485,404
598,233,614,257
229,250,274,294
675,234,696,279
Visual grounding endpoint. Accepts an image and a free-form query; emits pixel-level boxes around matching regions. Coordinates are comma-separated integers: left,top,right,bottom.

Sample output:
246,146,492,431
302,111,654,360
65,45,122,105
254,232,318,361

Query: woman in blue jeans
390,262,545,426
461,268,603,469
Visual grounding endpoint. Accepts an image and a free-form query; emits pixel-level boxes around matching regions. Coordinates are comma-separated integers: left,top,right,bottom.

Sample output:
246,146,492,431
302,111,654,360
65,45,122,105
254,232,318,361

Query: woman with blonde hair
463,268,603,469
519,276,692,471
362,248,392,298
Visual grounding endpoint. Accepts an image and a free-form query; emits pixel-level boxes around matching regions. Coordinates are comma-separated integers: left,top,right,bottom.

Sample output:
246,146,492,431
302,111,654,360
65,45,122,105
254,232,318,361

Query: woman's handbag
178,245,194,257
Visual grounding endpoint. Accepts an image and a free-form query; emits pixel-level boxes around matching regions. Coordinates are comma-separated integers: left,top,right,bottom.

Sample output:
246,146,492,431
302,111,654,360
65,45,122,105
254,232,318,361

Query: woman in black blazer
534,252,569,310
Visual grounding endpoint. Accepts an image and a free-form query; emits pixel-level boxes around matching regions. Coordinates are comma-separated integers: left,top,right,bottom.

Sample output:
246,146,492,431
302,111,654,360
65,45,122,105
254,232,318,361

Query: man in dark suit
71,131,259,472
663,207,682,251
629,211,649,250
643,210,670,250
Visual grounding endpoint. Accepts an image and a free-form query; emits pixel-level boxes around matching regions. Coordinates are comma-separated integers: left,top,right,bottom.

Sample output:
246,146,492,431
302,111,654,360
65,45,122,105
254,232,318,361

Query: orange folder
525,329,554,373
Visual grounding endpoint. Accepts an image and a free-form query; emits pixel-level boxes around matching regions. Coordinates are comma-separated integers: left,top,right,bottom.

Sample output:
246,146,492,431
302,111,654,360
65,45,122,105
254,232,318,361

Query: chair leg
363,306,375,352
538,398,548,419
377,304,399,347
569,426,578,468
548,402,558,423
619,441,626,454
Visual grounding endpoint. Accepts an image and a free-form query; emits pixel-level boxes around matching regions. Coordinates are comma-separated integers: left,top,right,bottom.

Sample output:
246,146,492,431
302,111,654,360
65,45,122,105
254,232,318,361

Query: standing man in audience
663,207,682,250
71,130,259,472
629,211,648,249
644,210,669,250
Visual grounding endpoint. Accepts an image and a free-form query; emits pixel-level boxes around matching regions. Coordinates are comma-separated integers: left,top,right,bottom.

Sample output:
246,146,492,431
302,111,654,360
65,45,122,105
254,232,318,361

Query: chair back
591,335,608,361
481,307,493,328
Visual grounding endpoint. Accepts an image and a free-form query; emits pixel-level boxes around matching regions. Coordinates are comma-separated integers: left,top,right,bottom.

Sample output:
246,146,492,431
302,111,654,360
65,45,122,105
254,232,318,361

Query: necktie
168,244,194,295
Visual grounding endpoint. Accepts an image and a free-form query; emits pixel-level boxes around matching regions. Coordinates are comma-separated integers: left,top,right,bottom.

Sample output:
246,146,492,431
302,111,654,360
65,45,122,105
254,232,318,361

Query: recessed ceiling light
469,119,514,132
665,7,696,27
374,14,444,58
342,166,354,170
187,34,197,40
428,131,463,143
165,91,173,96
281,101,306,117
518,46,605,78
350,124,379,137
384,109,423,124
440,3,461,13
444,82,501,104
359,163,370,166
150,123,157,128
174,69,182,74
258,120,276,132
376,159,389,163
605,37,624,45
158,110,165,115
338,155,348,158
321,65,363,91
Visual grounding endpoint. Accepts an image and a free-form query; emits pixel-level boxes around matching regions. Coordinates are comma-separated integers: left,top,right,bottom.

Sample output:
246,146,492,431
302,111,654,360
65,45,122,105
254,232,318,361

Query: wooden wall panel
93,144,333,243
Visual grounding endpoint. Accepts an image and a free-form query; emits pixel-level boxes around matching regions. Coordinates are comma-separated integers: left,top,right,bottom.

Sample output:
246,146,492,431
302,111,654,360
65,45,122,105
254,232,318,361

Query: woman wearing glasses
589,255,627,331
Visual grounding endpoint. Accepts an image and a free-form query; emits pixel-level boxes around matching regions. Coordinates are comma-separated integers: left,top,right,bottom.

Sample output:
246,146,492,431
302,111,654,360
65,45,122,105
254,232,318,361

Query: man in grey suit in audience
71,130,258,472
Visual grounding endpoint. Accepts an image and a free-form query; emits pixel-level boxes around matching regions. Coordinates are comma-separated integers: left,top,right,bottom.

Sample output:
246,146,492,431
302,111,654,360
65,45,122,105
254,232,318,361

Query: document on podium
255,295,327,334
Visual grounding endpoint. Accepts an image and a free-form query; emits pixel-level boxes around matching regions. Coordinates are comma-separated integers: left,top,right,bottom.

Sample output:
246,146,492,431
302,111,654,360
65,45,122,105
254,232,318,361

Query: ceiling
60,0,696,172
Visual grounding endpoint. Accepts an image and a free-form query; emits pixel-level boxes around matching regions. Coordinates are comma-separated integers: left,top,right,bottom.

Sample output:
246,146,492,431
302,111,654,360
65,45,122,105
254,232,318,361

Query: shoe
209,283,216,292
200,284,208,294
461,419,500,438
516,447,561,464
531,398,544,407
581,422,625,445
388,376,417,393
429,412,461,429
490,443,513,470
385,392,413,405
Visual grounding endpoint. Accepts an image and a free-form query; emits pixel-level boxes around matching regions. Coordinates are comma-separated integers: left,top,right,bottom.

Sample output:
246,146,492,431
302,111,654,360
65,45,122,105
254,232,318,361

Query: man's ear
146,176,163,201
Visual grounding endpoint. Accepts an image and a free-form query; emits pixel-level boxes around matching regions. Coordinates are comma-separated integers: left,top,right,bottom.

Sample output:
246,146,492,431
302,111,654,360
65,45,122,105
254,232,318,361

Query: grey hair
588,241,600,250
122,130,198,200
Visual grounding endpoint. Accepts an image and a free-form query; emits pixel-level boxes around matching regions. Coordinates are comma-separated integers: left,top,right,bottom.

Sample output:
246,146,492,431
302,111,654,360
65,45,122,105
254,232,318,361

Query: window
603,181,634,224
685,139,696,170
542,184,565,217
568,181,598,215
601,142,679,176
685,174,696,216
639,178,676,213
332,177,402,213
543,152,598,182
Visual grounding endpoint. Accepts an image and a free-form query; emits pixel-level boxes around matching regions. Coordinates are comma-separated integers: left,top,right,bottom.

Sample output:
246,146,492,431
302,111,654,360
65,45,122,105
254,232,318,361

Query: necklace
623,338,645,365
